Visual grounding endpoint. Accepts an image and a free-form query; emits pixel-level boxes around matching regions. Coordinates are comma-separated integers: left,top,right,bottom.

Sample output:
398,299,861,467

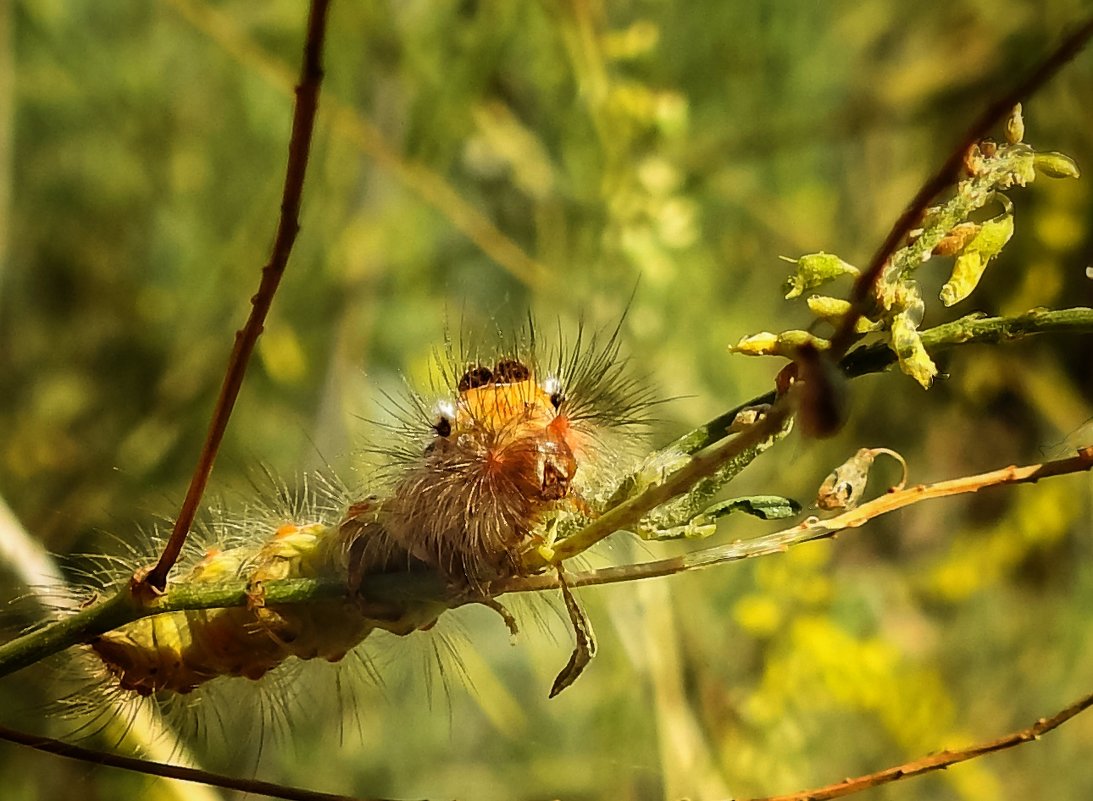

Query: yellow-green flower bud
1033,151,1081,180
1005,103,1024,145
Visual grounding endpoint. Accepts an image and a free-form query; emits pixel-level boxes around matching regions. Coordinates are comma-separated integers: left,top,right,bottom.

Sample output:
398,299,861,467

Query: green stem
0,591,134,677
0,571,454,680
676,306,1093,455
841,306,1093,376
537,398,796,567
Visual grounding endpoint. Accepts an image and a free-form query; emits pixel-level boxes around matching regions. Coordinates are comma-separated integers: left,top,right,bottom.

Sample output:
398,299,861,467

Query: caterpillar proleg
82,320,652,708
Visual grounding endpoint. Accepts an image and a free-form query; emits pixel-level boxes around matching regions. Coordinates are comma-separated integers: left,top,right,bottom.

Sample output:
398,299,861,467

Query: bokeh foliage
1,1,1092,799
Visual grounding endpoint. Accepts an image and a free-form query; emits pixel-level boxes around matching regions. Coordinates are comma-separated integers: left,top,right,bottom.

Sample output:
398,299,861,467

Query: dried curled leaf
549,570,596,697
782,252,859,299
817,451,872,510
817,447,908,510
939,213,1014,307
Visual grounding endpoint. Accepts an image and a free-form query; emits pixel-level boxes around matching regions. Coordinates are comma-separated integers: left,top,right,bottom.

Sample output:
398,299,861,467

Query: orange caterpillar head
448,358,577,503
379,322,652,589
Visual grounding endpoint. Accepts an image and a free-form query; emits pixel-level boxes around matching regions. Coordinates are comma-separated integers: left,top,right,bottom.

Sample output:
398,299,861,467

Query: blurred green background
2,1,1093,799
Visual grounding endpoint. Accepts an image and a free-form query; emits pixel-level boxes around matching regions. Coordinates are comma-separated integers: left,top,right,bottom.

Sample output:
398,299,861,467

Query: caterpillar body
90,520,440,697
83,322,652,703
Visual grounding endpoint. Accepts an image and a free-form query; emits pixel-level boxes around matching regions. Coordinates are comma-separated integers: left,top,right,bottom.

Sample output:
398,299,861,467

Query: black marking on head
458,365,493,392
433,417,452,437
493,358,531,383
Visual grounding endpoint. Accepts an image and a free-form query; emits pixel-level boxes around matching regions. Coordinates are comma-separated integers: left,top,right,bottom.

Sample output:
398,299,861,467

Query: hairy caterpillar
82,321,652,705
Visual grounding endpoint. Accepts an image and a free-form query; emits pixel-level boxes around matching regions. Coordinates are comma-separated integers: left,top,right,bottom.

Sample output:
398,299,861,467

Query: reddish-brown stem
740,689,1093,801
828,14,1093,359
141,0,331,593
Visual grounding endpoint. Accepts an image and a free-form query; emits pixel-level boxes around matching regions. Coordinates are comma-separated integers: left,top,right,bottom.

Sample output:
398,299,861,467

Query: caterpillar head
379,323,653,590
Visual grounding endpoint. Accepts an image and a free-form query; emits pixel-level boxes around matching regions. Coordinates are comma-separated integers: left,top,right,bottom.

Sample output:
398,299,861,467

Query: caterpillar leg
548,567,596,698
477,598,519,640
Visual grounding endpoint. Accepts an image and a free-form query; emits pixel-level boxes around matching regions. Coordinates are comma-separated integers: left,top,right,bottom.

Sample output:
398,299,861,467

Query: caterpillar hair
373,318,655,590
23,316,654,744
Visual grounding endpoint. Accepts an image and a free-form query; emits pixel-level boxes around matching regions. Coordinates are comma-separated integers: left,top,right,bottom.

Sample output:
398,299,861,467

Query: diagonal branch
738,688,1093,801
500,445,1093,593
828,14,1093,359
142,0,332,593
0,722,393,801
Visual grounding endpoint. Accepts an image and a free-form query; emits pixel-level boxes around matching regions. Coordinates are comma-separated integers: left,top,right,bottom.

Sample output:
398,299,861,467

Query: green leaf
703,495,802,521
806,295,851,321
637,495,801,540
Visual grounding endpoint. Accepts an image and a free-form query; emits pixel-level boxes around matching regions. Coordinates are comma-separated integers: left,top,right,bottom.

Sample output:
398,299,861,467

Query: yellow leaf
939,214,1014,306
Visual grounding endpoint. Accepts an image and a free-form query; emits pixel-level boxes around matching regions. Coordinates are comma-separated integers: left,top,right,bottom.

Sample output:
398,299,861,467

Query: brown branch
738,688,1093,801
828,14,1093,359
498,445,1093,594
0,723,405,801
142,0,331,592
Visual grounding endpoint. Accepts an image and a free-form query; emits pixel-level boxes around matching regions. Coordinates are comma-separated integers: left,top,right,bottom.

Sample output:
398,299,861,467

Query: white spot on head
542,376,562,396
434,399,457,421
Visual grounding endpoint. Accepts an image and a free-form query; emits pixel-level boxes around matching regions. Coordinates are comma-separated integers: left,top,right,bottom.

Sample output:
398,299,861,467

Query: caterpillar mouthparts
86,321,652,700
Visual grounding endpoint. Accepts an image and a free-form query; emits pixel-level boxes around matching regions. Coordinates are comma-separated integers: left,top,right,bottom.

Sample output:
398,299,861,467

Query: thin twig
828,14,1093,359
738,688,1093,801
500,445,1093,593
0,723,403,801
142,0,332,592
